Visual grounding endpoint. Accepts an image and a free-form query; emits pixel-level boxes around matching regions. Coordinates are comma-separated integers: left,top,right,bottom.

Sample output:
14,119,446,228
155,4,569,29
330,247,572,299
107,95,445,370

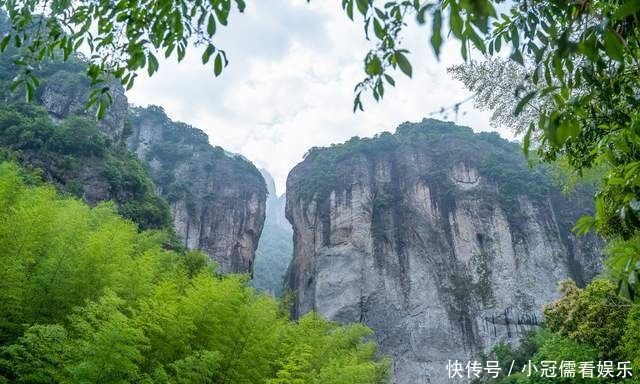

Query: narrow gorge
285,119,603,384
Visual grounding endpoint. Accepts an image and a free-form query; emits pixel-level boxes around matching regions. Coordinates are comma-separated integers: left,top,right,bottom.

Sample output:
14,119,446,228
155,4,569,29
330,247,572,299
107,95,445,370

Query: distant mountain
253,169,293,296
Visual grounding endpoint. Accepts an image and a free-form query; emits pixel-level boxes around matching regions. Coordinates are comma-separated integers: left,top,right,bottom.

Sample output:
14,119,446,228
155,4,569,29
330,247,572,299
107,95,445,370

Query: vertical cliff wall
285,119,603,384
127,106,266,274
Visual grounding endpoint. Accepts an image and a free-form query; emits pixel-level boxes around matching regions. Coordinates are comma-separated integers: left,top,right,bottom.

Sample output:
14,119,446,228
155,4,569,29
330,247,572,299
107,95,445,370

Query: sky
127,0,511,195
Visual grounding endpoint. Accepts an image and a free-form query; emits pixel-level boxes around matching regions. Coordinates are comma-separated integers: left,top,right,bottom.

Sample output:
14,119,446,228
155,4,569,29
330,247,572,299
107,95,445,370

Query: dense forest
0,162,389,383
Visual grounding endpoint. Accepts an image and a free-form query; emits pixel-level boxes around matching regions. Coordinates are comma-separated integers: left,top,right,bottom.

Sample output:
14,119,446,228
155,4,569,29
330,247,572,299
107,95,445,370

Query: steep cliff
253,169,293,296
0,50,267,273
0,54,172,231
127,106,266,274
285,119,603,384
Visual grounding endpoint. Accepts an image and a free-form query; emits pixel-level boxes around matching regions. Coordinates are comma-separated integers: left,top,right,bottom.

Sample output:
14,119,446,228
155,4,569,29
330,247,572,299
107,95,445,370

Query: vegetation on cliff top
127,104,266,228
0,45,174,232
0,161,389,384
296,118,554,207
129,105,265,196
0,101,172,232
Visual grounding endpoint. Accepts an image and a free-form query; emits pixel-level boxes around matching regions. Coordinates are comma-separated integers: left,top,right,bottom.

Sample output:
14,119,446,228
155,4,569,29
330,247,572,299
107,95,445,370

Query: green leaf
164,43,175,58
25,81,34,102
494,35,502,52
215,6,229,26
466,27,486,54
355,0,369,16
202,44,215,64
460,39,468,61
235,0,247,12
0,35,10,52
430,10,442,58
365,55,382,76
96,100,106,119
214,53,223,76
613,0,640,20
373,18,385,40
353,93,363,112
147,53,159,76
522,122,534,157
384,74,395,86
510,24,519,48
572,215,595,236
344,0,354,20
510,49,524,65
604,29,625,62
554,116,580,145
207,15,216,36
450,8,463,38
578,36,599,62
394,52,412,78
515,91,537,116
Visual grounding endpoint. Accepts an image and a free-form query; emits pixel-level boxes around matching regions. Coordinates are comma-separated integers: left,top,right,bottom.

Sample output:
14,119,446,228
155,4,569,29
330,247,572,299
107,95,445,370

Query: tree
544,280,630,359
0,161,389,384
447,59,548,136
0,0,500,110
0,0,245,116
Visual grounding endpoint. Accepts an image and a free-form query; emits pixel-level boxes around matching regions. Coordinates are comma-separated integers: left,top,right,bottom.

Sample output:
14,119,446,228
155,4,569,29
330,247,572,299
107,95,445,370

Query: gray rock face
127,106,267,274
285,120,603,384
261,169,290,232
38,74,129,142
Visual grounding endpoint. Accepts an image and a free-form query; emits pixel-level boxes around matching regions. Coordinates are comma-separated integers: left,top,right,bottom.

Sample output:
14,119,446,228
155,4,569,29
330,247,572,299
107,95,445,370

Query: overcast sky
127,0,511,195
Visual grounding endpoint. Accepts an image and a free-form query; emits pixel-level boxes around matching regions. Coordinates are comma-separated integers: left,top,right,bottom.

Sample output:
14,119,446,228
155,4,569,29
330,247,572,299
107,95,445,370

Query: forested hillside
0,9,267,272
0,51,172,232
0,162,389,383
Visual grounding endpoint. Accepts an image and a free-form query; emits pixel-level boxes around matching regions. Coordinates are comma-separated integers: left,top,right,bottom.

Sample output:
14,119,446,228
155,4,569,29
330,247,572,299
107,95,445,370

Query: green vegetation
0,101,172,231
0,161,389,384
130,106,264,192
297,119,553,208
488,280,639,383
0,41,174,233
2,0,640,378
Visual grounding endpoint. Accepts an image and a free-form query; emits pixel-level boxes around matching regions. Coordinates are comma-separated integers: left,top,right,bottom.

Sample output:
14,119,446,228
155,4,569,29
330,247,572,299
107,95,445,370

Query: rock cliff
285,119,603,384
37,70,129,142
0,50,267,272
0,55,173,231
127,106,266,274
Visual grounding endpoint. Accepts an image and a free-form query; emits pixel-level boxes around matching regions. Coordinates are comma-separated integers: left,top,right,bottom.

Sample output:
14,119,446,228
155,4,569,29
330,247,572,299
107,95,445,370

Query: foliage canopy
0,161,389,384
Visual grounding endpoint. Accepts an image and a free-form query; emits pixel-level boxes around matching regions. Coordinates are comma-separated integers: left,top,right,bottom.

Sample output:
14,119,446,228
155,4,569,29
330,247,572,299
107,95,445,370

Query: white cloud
127,1,507,195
